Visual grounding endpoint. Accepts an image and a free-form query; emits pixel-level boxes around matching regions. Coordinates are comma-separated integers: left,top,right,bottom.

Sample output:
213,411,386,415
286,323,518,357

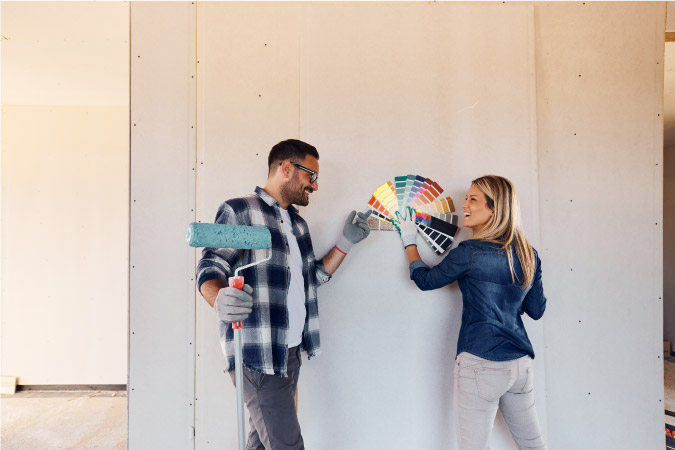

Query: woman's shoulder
459,239,502,251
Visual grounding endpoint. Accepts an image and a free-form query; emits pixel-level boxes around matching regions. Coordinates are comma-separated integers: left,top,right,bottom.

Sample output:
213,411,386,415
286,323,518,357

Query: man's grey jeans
230,345,303,450
454,352,548,450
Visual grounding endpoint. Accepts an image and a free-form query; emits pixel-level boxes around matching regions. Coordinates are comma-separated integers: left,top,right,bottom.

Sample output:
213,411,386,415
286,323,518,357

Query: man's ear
278,161,292,179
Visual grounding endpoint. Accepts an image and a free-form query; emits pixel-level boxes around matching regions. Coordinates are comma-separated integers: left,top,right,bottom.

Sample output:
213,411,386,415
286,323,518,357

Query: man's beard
280,175,313,207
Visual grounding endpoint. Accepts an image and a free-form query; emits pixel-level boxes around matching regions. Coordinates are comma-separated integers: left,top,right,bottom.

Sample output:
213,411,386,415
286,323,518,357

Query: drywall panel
192,3,543,449
298,4,542,449
1,2,129,385
129,3,196,449
534,3,664,449
194,3,302,448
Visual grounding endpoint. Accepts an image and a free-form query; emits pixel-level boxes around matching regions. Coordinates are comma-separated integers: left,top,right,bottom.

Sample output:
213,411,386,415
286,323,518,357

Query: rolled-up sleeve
521,252,546,320
315,259,332,285
196,202,244,291
410,242,473,291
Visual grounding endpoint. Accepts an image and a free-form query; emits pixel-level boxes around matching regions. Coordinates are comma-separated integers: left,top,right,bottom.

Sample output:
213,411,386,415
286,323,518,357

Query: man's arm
199,278,227,307
200,277,253,322
322,210,372,275
322,246,348,275
195,201,244,306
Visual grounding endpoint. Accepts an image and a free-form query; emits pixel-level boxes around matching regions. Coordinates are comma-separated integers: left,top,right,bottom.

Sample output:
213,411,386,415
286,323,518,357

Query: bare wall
127,2,664,449
535,2,664,448
1,2,129,385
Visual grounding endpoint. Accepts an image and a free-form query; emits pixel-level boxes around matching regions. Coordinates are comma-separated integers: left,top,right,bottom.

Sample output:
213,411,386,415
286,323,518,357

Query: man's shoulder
223,194,260,211
214,194,269,225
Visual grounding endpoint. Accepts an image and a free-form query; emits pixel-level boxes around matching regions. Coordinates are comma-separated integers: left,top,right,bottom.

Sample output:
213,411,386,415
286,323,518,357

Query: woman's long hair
470,175,535,288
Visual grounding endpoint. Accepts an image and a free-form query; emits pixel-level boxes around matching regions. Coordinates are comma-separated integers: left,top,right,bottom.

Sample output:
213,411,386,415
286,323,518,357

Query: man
197,139,371,450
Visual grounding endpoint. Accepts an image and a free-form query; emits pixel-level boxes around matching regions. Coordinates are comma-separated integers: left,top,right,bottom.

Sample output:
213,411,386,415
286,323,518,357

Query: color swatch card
366,175,459,254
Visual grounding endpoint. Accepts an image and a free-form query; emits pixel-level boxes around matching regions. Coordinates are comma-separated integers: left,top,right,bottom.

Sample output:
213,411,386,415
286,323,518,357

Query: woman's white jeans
454,352,547,450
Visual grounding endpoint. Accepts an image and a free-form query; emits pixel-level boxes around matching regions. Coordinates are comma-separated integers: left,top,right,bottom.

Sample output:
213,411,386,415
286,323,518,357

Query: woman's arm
521,256,546,319
396,207,471,291
408,242,472,291
405,244,421,265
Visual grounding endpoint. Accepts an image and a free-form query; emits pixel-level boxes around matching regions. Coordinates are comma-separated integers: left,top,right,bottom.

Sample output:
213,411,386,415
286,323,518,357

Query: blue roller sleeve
186,222,271,249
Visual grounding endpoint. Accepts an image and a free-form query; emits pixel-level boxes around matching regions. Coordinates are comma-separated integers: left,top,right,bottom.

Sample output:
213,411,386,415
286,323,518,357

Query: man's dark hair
268,139,319,174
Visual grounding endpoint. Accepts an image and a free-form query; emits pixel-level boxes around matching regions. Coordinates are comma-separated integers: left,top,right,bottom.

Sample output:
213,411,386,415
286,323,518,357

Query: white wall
127,2,665,450
192,4,541,449
194,4,304,446
128,3,196,449
1,2,129,385
536,3,664,448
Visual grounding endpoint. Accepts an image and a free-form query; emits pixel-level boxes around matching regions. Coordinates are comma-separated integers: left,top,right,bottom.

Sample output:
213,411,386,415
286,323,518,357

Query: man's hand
335,210,372,254
214,284,254,323
395,206,418,248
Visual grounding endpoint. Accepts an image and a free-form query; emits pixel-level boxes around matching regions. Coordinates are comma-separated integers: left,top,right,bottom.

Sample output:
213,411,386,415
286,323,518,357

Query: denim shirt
409,239,546,361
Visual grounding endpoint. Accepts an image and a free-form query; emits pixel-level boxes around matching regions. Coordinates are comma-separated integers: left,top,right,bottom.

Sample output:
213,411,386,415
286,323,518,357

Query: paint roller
187,222,272,450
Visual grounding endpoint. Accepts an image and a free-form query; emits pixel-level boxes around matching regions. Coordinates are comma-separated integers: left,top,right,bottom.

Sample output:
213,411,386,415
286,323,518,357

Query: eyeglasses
289,162,318,183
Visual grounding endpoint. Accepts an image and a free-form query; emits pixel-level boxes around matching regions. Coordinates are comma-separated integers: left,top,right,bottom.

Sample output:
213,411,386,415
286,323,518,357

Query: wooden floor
1,390,126,450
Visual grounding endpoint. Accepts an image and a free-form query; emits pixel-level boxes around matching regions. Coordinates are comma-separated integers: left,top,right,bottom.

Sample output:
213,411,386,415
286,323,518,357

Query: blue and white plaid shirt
197,187,331,376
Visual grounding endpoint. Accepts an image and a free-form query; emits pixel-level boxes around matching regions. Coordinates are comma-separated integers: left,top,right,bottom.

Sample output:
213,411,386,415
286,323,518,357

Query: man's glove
214,284,253,323
335,210,372,254
395,206,419,248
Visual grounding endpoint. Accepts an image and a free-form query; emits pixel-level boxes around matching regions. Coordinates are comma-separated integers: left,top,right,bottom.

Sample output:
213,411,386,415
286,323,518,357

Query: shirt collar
255,186,299,216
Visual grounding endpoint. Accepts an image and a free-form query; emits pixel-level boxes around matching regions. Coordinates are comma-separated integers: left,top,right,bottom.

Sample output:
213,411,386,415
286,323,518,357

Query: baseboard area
1,377,17,394
16,384,127,392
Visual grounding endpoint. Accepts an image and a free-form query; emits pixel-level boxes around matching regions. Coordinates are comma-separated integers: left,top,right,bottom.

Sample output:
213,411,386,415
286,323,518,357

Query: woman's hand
395,206,419,248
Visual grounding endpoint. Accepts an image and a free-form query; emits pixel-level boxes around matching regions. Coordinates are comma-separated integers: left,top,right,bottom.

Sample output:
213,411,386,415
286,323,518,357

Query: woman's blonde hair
470,175,535,288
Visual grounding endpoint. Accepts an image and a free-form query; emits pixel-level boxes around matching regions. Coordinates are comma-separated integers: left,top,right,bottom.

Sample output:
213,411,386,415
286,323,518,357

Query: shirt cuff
315,260,332,284
409,259,429,279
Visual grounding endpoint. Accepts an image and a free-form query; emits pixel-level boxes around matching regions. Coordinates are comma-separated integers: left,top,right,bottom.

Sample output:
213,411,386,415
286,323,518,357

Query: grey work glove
214,284,253,323
395,206,419,248
335,210,372,254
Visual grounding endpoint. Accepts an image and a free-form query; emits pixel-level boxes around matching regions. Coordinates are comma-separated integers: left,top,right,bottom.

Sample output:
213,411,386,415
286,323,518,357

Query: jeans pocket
244,367,266,389
520,367,534,394
457,353,485,374
475,368,512,402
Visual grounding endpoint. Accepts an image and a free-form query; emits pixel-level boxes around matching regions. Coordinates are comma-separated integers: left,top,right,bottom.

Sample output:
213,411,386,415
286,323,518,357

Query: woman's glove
335,210,372,254
395,206,419,248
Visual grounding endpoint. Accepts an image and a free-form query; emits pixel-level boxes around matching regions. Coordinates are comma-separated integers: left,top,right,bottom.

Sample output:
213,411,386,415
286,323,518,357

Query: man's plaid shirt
197,187,331,376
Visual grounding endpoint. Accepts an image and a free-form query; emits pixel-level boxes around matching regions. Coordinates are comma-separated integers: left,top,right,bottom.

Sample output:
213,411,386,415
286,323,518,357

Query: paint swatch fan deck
367,175,459,254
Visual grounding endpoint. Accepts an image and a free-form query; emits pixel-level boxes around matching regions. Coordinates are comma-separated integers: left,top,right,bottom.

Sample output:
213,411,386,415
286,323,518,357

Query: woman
396,175,547,450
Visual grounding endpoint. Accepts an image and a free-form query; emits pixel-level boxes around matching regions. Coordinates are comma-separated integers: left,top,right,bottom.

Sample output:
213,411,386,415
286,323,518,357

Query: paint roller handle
228,276,245,329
